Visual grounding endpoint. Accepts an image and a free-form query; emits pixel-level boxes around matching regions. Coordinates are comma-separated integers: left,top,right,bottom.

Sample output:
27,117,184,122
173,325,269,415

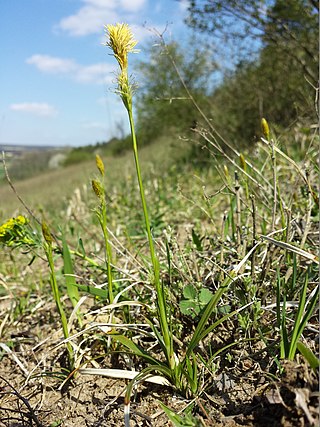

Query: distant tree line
133,0,318,153
38,0,318,166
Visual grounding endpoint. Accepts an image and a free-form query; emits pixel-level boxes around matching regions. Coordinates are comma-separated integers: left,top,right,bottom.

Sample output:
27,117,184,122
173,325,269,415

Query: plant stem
127,111,158,277
101,199,114,303
270,141,277,232
127,108,174,369
250,195,256,285
45,243,74,367
235,171,242,252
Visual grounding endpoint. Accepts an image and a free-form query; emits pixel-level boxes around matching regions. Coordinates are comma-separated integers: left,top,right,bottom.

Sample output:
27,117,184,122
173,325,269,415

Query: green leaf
179,300,199,317
191,229,203,251
183,285,197,300
288,272,317,360
74,283,107,299
159,402,203,427
198,288,213,305
62,234,79,308
217,304,231,314
297,341,320,371
78,237,86,257
186,275,233,357
112,334,162,366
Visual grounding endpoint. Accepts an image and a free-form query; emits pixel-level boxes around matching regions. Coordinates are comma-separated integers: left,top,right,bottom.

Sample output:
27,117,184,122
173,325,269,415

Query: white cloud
10,103,58,117
55,0,147,37
178,0,190,11
120,0,146,12
26,55,76,74
81,121,107,130
76,63,113,84
57,5,116,37
26,54,114,84
130,24,152,42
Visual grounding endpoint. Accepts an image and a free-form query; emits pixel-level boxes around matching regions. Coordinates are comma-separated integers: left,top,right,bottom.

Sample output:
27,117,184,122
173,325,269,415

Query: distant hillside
1,144,61,156
1,145,69,182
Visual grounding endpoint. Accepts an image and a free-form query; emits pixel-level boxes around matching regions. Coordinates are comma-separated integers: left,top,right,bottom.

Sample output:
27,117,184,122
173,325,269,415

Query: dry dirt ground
0,290,318,427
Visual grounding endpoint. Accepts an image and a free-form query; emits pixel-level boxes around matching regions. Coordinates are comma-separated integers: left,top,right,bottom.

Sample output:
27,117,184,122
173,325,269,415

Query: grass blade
112,333,163,366
186,275,232,357
62,233,79,308
296,341,320,370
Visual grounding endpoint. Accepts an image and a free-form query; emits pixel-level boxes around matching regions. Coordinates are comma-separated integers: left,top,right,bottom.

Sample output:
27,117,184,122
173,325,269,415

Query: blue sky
0,0,193,147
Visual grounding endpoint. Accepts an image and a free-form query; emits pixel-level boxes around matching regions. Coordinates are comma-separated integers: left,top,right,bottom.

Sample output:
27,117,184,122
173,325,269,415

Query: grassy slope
0,129,318,426
0,135,188,220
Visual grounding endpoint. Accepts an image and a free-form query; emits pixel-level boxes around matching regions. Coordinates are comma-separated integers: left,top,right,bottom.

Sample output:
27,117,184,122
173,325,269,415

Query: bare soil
0,295,318,427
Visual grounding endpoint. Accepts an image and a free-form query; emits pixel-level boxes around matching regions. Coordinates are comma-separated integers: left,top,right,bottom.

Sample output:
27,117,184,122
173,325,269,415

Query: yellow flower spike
42,221,52,246
261,118,270,141
104,23,139,111
95,154,105,177
104,23,138,71
92,179,104,199
223,165,230,180
239,153,246,172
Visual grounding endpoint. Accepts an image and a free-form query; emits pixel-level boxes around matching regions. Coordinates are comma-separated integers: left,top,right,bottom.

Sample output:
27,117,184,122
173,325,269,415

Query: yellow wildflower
104,23,138,71
0,215,28,235
104,23,139,111
0,215,33,246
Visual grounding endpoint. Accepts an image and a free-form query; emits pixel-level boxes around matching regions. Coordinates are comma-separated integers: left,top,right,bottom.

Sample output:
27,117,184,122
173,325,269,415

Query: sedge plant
104,23,175,369
103,24,262,426
42,221,74,369
276,266,319,369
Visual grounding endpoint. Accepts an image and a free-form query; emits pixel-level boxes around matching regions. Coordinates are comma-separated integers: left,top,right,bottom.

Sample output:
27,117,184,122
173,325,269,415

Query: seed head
42,221,52,246
261,118,270,140
239,153,246,171
104,23,138,110
92,179,104,199
223,165,230,180
95,154,105,177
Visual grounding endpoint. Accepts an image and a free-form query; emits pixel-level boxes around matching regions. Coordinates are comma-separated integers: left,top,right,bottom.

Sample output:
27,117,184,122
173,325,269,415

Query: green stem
45,243,74,367
127,108,174,369
100,198,114,303
270,141,277,232
71,250,101,268
127,110,157,274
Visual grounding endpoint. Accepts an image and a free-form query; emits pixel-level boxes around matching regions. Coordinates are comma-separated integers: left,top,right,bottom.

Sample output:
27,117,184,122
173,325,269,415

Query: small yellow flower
104,23,138,71
0,216,28,237
16,215,27,225
0,215,33,246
